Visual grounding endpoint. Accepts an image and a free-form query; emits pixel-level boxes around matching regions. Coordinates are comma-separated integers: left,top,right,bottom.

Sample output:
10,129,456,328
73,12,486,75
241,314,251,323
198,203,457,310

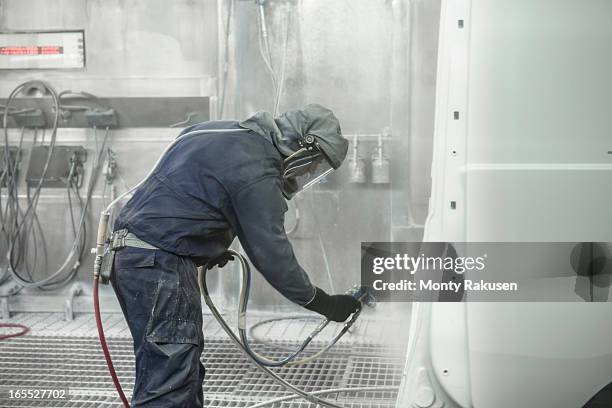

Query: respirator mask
281,135,334,200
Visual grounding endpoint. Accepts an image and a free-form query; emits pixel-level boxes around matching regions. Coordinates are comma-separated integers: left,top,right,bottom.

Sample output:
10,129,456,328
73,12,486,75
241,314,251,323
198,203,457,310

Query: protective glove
304,287,361,322
206,252,235,270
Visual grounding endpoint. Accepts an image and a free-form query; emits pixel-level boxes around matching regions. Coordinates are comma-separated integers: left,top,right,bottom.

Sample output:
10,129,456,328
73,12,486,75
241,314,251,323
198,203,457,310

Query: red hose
94,276,131,408
0,322,29,340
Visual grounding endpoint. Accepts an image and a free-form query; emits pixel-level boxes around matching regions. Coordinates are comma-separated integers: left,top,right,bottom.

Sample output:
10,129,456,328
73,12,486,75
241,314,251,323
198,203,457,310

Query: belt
110,229,158,251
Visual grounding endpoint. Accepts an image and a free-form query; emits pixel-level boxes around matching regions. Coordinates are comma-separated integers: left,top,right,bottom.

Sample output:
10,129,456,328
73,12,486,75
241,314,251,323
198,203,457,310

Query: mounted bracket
85,108,118,128
64,283,83,321
26,145,87,188
0,280,21,319
12,108,46,128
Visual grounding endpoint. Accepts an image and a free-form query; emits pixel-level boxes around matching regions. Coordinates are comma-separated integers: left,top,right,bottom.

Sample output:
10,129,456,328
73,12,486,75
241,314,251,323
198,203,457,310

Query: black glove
206,252,235,270
304,287,361,322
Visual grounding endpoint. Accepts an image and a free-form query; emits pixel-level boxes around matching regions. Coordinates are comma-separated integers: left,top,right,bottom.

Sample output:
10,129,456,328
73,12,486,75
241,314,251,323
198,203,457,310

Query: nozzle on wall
371,133,390,184
348,135,367,183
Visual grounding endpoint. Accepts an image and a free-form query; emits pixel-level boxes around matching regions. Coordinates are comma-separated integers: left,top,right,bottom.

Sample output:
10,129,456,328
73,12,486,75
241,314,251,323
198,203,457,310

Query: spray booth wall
0,0,440,311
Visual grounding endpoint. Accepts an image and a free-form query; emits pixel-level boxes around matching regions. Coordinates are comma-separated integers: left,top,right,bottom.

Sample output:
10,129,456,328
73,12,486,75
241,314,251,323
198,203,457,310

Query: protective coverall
110,104,359,407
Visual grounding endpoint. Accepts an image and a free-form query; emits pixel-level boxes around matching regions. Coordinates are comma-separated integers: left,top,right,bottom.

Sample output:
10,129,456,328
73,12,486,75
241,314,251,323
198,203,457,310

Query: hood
239,104,348,169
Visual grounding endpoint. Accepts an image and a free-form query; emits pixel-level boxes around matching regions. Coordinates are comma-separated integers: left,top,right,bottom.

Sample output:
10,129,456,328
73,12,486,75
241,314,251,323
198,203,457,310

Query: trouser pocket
145,252,203,346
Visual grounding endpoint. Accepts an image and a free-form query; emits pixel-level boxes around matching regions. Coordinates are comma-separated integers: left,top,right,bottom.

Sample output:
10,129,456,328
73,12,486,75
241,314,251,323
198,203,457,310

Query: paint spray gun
340,285,376,334
347,285,377,308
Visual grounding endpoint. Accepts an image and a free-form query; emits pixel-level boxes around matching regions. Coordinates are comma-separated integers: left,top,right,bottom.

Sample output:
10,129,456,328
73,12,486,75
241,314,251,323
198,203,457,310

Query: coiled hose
1,81,60,286
2,81,108,289
201,250,363,368
199,250,395,408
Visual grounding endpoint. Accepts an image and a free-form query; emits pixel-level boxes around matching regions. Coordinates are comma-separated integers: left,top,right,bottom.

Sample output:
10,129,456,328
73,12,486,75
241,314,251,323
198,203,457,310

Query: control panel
0,30,85,70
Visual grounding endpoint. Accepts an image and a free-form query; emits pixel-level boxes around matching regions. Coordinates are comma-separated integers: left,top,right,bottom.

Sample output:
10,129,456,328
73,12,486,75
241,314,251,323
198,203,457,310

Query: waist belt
110,229,158,251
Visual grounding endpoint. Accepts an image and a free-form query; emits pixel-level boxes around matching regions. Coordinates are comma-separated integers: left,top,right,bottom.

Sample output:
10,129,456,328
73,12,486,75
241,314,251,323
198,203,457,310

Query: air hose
0,322,29,340
201,250,364,367
93,274,130,408
199,249,372,408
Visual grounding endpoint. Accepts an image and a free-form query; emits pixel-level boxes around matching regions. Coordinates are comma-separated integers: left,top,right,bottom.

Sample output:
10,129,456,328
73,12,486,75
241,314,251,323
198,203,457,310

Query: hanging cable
0,126,25,284
3,83,111,289
256,1,278,102
2,81,59,287
217,0,234,119
273,6,291,116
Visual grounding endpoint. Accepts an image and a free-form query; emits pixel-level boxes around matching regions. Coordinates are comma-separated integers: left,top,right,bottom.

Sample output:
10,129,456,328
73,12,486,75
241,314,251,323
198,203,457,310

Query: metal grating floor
0,312,407,407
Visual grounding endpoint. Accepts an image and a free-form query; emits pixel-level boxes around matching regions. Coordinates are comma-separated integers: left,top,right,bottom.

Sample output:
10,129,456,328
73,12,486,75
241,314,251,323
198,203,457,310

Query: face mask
281,149,333,200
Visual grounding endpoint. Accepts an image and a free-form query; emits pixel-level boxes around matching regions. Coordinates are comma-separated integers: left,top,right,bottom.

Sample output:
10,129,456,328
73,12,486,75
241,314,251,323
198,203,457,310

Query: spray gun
348,285,377,308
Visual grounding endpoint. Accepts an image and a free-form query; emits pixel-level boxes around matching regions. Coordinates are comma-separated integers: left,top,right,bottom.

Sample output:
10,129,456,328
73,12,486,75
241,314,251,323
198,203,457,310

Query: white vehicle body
397,1,612,407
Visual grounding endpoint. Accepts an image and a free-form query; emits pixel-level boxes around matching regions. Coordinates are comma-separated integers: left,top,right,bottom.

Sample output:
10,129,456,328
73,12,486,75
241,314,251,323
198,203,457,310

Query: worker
109,104,361,407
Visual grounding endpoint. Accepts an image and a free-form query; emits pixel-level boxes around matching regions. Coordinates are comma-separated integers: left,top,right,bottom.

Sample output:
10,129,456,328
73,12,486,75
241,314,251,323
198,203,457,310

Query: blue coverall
111,120,316,407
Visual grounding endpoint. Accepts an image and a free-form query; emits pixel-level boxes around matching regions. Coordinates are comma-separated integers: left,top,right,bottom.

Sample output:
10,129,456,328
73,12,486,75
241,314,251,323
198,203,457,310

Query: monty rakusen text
370,253,519,293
